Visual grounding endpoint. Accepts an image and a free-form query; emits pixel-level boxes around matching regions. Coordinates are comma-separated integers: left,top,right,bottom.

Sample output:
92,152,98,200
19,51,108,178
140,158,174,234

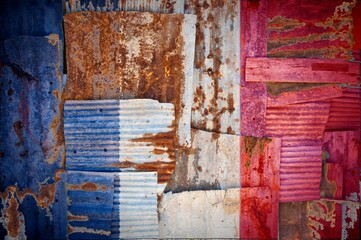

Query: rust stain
63,12,186,147
0,169,65,238
45,34,60,46
46,100,64,165
12,121,24,147
306,201,337,239
67,182,108,192
268,15,306,32
67,212,89,222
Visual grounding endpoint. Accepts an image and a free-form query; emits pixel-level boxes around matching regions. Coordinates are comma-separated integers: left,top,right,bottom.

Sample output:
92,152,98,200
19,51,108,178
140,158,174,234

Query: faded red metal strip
246,58,360,83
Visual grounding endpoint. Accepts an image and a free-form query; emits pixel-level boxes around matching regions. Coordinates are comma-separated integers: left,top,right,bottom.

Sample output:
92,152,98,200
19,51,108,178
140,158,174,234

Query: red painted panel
246,58,360,83
320,163,343,199
240,187,278,239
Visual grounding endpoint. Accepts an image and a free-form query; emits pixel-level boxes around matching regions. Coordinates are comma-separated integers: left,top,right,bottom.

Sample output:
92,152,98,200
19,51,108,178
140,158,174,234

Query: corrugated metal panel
265,101,331,202
64,0,185,13
326,89,361,131
64,99,175,187
159,189,240,238
111,172,158,239
63,11,196,147
185,0,241,135
66,171,114,239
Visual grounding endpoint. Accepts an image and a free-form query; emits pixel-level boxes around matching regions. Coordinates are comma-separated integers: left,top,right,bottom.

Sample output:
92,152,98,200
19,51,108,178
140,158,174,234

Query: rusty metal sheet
165,129,240,192
240,187,277,239
63,11,196,148
0,35,66,239
240,0,268,137
320,163,344,199
66,171,114,239
185,0,240,135
267,0,358,60
65,0,185,13
64,99,175,188
266,101,331,202
326,89,361,131
246,58,360,83
159,189,240,238
112,172,158,239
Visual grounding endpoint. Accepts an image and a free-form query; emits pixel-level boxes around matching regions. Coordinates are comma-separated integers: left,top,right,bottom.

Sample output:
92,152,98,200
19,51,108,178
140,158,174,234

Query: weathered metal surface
159,189,239,238
63,11,196,147
66,171,114,239
64,99,175,187
0,35,66,239
240,136,280,239
267,0,358,60
268,85,344,107
266,101,331,202
165,129,240,192
240,0,268,137
64,0,185,13
246,57,360,83
112,172,158,239
185,0,240,135
326,89,361,131
240,187,277,239
280,200,360,240
320,163,344,199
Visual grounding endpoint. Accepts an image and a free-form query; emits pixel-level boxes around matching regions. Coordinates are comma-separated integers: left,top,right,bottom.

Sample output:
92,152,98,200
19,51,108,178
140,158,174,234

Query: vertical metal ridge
111,172,159,239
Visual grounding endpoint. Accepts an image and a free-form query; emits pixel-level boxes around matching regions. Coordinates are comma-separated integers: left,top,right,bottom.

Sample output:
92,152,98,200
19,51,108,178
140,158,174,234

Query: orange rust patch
67,213,89,222
67,182,108,192
4,193,20,238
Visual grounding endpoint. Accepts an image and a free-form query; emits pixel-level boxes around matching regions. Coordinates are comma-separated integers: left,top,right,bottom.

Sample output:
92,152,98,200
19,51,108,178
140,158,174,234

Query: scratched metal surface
63,11,196,148
112,172,158,239
0,35,66,239
64,99,175,189
185,0,240,135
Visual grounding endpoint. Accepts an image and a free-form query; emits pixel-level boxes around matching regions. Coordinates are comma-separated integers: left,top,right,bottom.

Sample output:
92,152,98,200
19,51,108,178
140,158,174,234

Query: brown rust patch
227,93,235,114
67,213,89,222
67,182,108,192
3,192,20,238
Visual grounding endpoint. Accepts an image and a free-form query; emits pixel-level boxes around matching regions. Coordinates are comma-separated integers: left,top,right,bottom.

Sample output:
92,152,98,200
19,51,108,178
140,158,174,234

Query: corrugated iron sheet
63,11,196,147
64,99,175,187
326,89,361,131
66,171,114,239
159,189,240,238
265,101,331,202
185,0,241,135
112,172,158,239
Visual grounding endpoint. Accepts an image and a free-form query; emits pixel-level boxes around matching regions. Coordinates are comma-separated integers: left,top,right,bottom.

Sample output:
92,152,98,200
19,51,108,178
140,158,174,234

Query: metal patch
112,172,158,239
63,11,196,147
185,0,240,135
265,101,331,202
159,189,240,238
64,99,175,187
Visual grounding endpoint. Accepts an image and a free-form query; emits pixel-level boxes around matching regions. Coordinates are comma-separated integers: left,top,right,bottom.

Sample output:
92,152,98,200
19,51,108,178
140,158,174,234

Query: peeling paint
268,16,306,32
68,225,111,236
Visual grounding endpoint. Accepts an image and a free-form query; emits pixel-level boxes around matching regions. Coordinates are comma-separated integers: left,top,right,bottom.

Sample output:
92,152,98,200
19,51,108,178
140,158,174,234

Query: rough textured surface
0,35,66,239
159,189,239,238
240,0,267,137
165,129,240,193
240,136,280,239
63,11,196,147
185,0,240,135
